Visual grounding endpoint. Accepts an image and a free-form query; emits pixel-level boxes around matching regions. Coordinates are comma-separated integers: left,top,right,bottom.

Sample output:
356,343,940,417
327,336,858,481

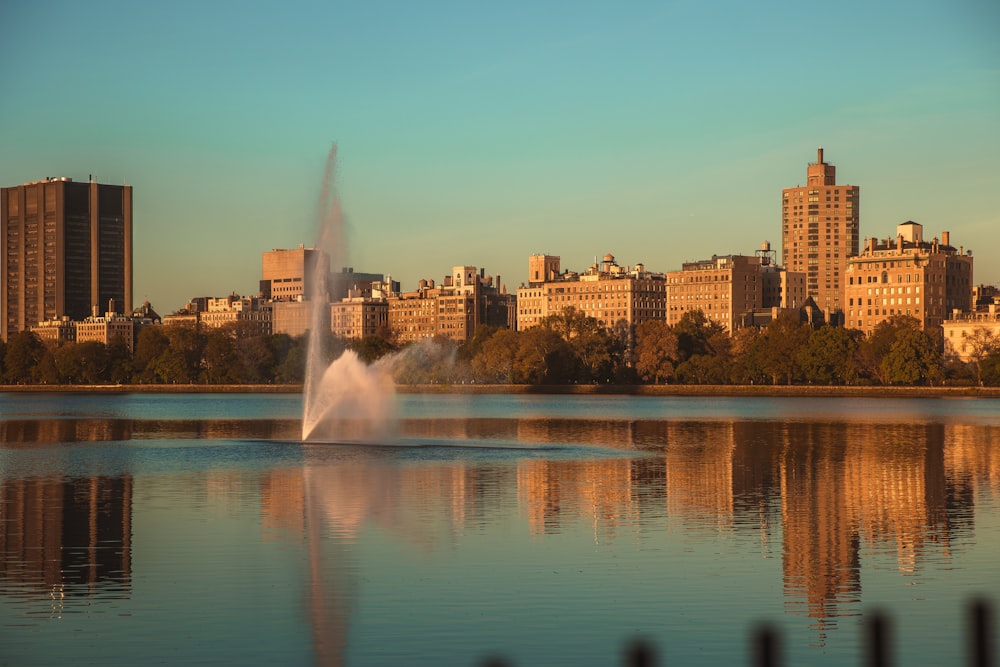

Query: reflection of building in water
0,418,133,445
261,468,307,540
517,458,641,537
775,420,976,631
846,423,955,572
0,476,132,596
945,424,1000,500
778,423,861,628
730,422,784,528
663,422,736,531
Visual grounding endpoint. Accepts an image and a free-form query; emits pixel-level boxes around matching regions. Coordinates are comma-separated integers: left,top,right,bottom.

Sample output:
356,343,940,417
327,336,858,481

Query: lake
1,392,998,666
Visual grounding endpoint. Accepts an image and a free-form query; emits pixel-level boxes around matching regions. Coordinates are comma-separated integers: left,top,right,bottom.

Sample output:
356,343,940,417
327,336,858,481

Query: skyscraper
781,149,859,314
1,177,132,341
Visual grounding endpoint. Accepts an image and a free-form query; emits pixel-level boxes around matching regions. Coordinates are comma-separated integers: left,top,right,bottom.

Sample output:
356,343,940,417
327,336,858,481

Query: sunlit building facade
667,255,762,331
942,302,1000,362
781,148,860,315
843,221,973,335
516,253,666,331
389,265,514,343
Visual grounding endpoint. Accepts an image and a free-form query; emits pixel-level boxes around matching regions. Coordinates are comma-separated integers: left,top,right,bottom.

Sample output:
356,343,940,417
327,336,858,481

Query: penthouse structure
1,177,132,341
389,265,514,343
843,221,973,335
516,253,666,331
781,149,859,314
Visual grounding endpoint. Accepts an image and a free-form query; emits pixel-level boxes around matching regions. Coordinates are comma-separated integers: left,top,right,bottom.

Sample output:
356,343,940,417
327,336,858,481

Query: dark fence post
753,623,780,667
968,598,995,667
864,609,891,667
624,637,658,667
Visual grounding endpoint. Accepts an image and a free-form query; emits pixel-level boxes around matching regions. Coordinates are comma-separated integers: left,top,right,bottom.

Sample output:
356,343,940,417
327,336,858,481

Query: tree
472,328,521,383
571,325,619,383
674,310,725,362
538,308,599,342
857,316,921,385
201,328,238,383
634,320,679,384
3,331,51,384
980,349,1000,386
274,336,307,383
538,308,621,383
881,327,942,385
351,330,397,365
152,325,204,384
729,326,765,384
235,336,275,383
132,327,171,383
675,352,730,384
755,312,812,384
798,325,859,385
54,341,110,384
959,328,1000,386
515,327,578,384
106,336,133,383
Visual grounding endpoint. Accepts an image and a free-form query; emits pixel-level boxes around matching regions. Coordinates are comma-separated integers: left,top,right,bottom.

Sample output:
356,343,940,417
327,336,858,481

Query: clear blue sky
2,0,998,313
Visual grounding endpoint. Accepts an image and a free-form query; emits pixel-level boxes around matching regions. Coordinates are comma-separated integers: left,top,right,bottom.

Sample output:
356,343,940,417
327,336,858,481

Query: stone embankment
7,383,997,398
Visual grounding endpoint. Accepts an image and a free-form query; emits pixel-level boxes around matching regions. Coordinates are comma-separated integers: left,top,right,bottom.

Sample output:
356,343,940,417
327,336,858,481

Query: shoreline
1,383,999,398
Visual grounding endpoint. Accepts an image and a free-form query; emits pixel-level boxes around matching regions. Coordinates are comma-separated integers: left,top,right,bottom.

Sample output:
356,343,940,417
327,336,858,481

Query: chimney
817,147,824,164
941,231,950,247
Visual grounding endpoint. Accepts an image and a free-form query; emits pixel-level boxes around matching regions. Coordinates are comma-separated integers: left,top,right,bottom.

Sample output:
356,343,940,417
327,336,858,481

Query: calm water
1,392,998,666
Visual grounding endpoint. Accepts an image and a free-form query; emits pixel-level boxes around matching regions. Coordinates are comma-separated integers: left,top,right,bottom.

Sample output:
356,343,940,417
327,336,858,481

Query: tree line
2,309,999,387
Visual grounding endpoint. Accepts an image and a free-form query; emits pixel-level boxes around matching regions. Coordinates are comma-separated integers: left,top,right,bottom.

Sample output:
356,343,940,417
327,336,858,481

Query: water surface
1,393,998,666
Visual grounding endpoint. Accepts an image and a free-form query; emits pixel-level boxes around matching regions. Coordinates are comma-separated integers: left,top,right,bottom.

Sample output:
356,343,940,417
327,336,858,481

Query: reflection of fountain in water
301,145,397,442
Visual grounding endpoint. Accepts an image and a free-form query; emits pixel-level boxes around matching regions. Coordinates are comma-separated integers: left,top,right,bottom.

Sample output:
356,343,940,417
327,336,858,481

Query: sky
2,0,998,314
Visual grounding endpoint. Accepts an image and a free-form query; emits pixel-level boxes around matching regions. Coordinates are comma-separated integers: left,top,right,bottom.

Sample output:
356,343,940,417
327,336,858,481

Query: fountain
301,145,398,442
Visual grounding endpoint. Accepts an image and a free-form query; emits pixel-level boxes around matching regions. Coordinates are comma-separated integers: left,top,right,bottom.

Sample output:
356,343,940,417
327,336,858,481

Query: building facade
1,177,132,341
75,309,137,352
31,316,77,344
781,149,859,314
261,246,322,302
200,294,272,336
942,304,1000,363
843,222,974,335
516,254,666,332
330,298,389,340
390,266,515,344
667,255,763,332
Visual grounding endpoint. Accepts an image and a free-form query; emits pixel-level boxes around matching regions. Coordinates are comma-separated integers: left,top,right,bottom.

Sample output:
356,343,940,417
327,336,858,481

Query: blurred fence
480,598,994,667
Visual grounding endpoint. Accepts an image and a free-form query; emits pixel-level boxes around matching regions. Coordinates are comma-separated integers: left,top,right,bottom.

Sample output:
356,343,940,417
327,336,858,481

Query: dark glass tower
1,177,132,340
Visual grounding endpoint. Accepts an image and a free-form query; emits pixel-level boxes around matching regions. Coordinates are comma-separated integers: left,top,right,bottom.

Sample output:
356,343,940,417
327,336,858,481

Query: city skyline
3,1,997,313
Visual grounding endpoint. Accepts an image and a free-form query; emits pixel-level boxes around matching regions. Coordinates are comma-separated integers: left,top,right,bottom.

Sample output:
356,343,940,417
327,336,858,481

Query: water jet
301,145,397,442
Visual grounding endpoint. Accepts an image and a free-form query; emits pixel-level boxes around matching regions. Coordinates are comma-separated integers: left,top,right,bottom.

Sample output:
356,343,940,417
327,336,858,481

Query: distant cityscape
1,148,998,377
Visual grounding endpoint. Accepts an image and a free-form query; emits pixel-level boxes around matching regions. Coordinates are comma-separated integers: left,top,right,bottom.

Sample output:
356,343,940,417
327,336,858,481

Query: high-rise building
781,149,859,314
1,177,132,341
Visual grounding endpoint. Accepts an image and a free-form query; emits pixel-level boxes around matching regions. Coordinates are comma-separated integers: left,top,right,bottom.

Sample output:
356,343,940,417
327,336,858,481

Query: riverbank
2,383,999,398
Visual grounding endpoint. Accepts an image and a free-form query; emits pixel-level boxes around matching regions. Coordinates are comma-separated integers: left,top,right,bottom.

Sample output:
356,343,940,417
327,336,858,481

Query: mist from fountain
301,145,398,442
